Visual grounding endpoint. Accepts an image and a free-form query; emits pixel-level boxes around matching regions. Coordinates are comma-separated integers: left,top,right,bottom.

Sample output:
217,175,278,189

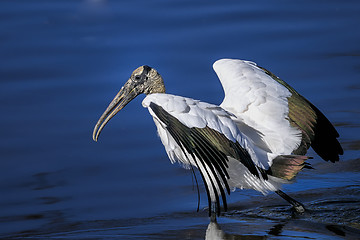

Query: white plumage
93,59,343,217
214,59,301,155
143,94,279,196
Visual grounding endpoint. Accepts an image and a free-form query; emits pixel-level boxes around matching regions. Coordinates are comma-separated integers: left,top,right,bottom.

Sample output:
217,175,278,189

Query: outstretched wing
142,94,268,215
213,59,343,162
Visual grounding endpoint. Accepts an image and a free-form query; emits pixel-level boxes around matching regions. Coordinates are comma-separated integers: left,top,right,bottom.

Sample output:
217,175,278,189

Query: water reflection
205,219,360,240
206,194,360,239
3,191,360,239
206,221,267,240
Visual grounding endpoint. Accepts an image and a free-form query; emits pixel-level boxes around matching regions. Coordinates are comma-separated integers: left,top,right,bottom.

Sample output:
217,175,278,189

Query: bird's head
92,65,165,141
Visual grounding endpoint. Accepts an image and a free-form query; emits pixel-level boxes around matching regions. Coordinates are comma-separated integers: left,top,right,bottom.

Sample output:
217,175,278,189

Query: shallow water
1,0,360,239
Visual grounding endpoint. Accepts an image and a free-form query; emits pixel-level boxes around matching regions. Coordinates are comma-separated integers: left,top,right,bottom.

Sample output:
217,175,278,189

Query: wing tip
310,104,344,163
213,58,257,71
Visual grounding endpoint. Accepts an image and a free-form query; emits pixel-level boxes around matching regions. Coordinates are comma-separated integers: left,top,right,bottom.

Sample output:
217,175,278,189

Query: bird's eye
134,75,141,80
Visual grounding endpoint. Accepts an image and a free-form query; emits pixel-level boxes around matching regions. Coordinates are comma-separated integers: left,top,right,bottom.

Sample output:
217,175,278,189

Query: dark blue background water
1,0,360,239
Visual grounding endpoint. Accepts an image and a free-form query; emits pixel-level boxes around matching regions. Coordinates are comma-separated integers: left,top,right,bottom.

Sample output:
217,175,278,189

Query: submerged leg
275,190,305,214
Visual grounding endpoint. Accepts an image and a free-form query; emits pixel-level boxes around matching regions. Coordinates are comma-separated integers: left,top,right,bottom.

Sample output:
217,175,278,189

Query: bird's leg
210,202,217,222
275,190,305,214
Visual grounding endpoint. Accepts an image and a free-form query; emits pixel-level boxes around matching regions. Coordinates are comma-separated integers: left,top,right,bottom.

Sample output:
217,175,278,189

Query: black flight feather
260,65,343,162
149,102,265,215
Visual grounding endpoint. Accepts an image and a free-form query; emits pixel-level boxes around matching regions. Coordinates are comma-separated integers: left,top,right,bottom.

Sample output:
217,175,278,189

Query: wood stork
92,59,343,218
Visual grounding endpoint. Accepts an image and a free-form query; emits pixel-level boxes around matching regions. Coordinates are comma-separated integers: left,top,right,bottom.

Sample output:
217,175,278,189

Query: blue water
1,0,360,239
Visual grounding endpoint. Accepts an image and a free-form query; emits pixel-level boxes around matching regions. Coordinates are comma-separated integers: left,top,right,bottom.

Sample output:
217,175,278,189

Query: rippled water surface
1,0,360,239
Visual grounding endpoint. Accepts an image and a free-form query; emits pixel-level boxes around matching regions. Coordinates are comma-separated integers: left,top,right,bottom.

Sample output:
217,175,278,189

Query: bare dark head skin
92,65,165,141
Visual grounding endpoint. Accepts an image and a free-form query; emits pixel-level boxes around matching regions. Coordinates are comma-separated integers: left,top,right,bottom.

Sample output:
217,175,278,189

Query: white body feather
143,93,283,197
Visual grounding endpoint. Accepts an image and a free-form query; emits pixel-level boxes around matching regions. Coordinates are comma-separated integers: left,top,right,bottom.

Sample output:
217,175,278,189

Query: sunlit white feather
213,59,302,155
142,93,282,196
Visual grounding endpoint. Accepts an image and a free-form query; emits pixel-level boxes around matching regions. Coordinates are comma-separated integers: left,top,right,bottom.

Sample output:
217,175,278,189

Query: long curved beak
92,80,137,141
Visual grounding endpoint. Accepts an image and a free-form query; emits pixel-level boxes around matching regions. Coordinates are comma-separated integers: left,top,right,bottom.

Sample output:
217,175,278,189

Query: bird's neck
154,83,166,93
146,78,166,94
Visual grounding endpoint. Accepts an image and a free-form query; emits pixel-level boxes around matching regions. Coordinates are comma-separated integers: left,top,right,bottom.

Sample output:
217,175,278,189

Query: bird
92,59,343,219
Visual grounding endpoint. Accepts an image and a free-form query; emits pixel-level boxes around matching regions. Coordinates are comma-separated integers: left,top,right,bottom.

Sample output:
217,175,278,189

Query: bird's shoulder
143,93,239,143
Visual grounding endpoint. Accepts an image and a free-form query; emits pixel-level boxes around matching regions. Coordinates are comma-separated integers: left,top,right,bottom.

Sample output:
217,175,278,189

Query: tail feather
269,155,313,181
